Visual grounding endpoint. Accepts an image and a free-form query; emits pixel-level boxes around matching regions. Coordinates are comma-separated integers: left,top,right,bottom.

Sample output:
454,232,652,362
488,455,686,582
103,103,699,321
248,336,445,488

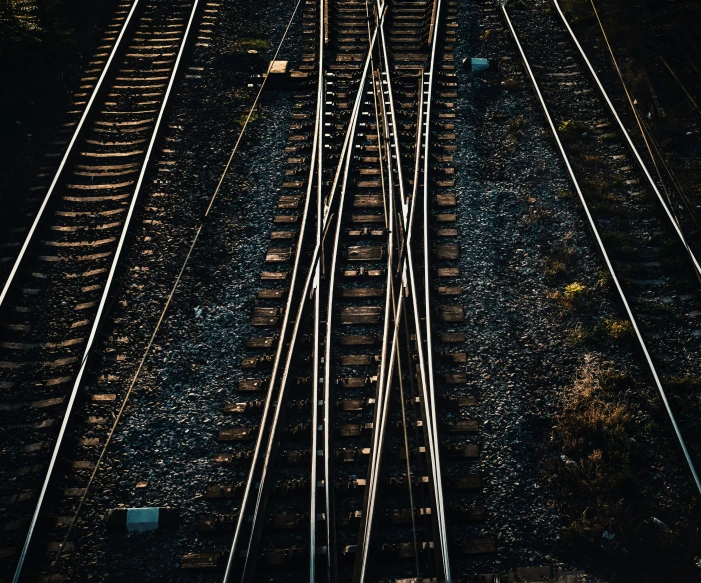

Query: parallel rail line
502,2,701,495
0,1,202,579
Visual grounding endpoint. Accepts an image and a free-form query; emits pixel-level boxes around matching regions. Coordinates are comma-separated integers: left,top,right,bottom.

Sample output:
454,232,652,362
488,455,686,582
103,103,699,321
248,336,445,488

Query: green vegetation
0,1,84,60
597,269,609,287
571,315,633,345
240,38,270,52
234,110,263,126
558,119,590,138
548,356,638,542
564,281,587,301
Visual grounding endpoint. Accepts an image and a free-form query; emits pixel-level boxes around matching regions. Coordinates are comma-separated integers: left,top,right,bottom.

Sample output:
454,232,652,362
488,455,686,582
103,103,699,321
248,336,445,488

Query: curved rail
353,0,451,578
310,0,327,577
502,4,701,496
420,0,450,573
11,2,202,581
222,7,387,581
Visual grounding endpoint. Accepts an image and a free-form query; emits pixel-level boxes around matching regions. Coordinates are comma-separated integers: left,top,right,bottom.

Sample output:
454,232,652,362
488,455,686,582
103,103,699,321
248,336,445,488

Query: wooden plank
339,354,377,366
439,332,465,343
442,351,467,363
261,271,289,281
340,335,378,346
445,419,478,433
339,306,382,325
257,289,287,300
437,286,462,295
347,227,386,237
347,246,384,261
337,423,369,437
271,230,297,240
338,398,369,411
351,214,384,223
337,377,372,388
273,214,299,224
222,401,261,414
436,194,456,207
278,195,301,209
181,552,226,570
439,305,464,322
238,378,267,391
218,427,257,441
443,372,467,384
343,267,385,278
353,194,383,208
252,307,281,326
435,244,459,260
341,287,385,298
437,267,460,277
265,247,293,263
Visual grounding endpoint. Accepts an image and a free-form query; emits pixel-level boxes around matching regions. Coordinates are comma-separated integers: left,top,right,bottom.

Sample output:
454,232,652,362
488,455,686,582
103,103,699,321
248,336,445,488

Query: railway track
4,0,699,580
0,0,205,579
502,0,701,493
181,0,499,580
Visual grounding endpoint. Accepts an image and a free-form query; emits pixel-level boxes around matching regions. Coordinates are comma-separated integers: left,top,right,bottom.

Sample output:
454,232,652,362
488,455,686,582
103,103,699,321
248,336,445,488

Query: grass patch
240,38,270,52
564,281,587,301
548,356,637,544
571,316,633,345
597,269,609,287
543,237,577,280
558,119,590,138
234,110,263,126
479,29,492,42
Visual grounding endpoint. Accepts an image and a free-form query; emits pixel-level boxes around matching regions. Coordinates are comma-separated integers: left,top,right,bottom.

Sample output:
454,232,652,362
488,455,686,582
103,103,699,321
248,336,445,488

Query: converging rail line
8,0,696,580
182,0,494,580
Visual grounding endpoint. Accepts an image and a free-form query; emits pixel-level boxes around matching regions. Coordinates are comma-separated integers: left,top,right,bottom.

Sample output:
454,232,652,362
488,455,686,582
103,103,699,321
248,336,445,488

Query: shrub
564,281,587,300
548,356,636,542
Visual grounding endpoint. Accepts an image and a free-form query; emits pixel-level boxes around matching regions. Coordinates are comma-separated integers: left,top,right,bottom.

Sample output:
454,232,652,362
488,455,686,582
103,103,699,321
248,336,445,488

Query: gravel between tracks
451,1,698,580
20,0,701,581
50,0,305,580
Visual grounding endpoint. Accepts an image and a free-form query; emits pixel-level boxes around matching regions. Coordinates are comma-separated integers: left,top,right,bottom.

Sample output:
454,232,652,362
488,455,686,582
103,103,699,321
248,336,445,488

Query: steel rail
227,37,324,583
354,0,451,576
11,2,201,581
223,13,386,582
310,0,327,577
502,5,701,496
352,5,396,577
419,0,451,575
352,51,398,583
551,0,701,280
0,0,141,307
